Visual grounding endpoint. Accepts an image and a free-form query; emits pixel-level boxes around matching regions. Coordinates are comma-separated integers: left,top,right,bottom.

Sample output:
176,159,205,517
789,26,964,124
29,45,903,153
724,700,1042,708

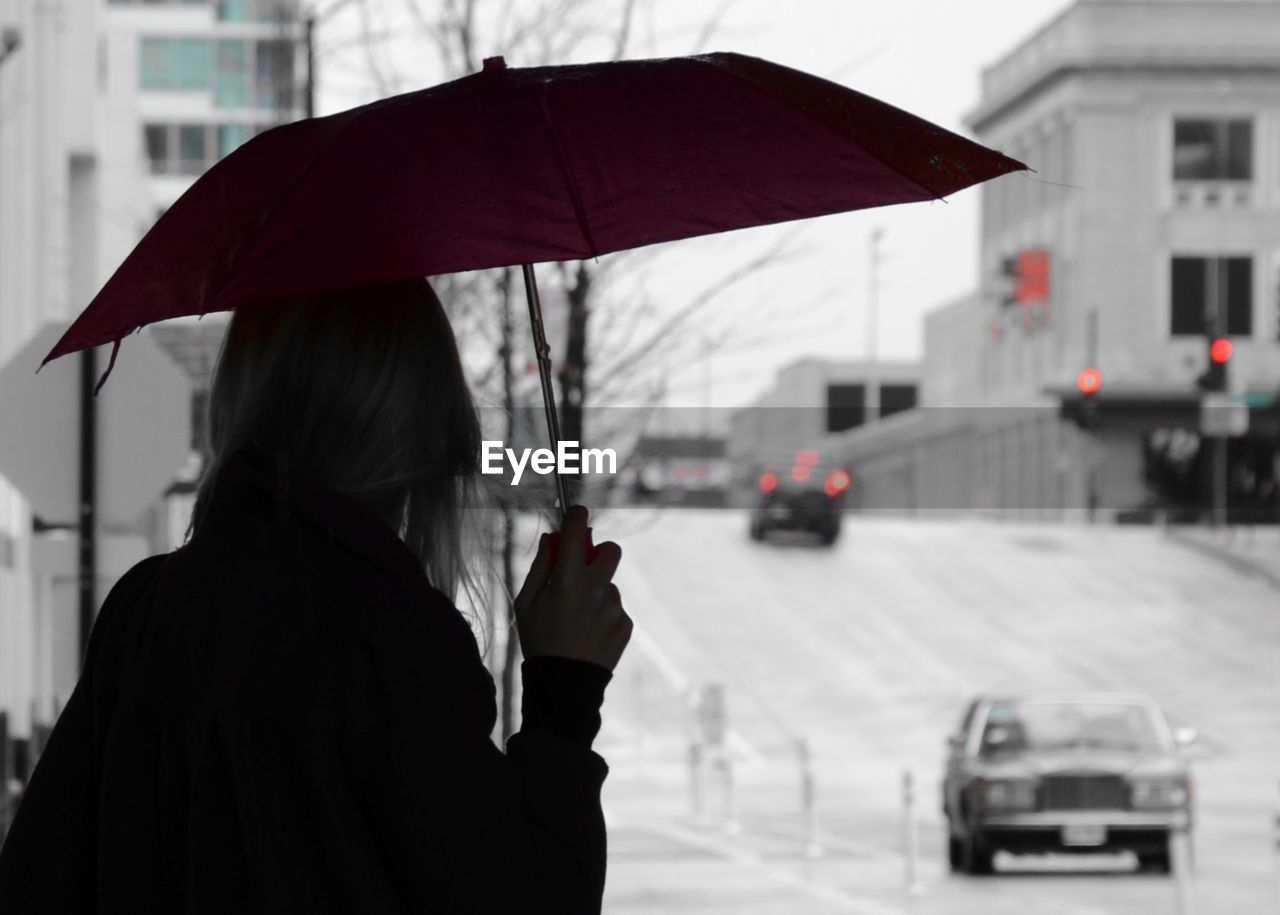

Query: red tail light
759,472,778,493
790,465,810,482
824,470,851,497
796,451,820,468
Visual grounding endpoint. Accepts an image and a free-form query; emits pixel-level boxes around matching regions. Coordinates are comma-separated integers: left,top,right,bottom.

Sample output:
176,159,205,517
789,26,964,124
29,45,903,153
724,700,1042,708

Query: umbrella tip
482,56,506,72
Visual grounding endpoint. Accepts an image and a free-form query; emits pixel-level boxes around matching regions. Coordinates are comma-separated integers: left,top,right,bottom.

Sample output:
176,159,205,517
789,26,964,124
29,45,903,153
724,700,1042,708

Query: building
727,358,920,485
822,0,1280,521
0,0,302,793
629,434,730,506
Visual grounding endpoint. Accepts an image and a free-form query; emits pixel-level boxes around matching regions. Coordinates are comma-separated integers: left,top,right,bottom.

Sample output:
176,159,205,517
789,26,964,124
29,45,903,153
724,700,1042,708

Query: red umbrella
42,52,1025,514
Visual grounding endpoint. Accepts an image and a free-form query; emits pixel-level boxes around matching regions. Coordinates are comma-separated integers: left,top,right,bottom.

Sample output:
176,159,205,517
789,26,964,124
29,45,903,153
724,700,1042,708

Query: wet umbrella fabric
42,51,1025,376
42,52,1023,514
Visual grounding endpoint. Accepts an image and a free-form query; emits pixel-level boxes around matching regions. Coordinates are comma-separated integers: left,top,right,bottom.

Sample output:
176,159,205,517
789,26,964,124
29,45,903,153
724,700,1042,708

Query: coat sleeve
341,594,610,915
0,554,168,912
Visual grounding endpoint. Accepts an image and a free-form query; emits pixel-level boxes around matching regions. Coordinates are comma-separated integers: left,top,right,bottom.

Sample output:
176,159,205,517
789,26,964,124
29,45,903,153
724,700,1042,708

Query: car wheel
947,833,964,873
749,518,764,541
818,526,839,546
961,830,994,875
1137,834,1174,874
1137,850,1171,874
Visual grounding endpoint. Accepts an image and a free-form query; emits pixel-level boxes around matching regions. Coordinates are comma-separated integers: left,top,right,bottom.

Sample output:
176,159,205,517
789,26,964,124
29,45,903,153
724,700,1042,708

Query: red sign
1015,250,1050,304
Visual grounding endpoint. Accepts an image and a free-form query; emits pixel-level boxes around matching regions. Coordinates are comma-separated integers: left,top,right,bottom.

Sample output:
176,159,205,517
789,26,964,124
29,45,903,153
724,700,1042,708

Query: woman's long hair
188,278,482,602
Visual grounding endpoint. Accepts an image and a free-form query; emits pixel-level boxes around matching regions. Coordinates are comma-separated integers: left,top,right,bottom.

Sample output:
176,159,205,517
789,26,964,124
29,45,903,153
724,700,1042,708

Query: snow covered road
595,510,1280,914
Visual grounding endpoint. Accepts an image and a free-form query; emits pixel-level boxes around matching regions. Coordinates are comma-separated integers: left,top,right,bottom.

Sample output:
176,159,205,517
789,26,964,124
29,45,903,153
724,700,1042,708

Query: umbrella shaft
522,264,571,520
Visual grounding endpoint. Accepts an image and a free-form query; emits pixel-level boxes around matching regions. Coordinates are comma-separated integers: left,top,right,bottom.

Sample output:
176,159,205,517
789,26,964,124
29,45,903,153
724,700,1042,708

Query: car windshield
980,701,1166,753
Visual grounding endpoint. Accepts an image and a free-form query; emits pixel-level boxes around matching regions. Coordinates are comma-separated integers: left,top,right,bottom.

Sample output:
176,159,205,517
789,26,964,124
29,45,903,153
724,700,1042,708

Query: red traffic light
1077,367,1102,395
1209,337,1232,364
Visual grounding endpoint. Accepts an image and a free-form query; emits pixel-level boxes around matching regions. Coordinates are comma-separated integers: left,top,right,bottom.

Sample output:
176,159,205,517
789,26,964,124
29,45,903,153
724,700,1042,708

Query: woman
0,279,632,913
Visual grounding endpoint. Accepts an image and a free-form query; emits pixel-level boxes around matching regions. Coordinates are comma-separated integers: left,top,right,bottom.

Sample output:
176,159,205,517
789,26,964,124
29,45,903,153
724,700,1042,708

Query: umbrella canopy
43,51,1024,379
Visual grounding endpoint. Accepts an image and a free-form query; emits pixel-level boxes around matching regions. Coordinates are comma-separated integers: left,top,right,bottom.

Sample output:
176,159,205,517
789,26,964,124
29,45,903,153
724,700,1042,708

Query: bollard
717,752,741,835
1170,827,1196,915
902,769,924,896
632,667,645,759
1272,779,1280,912
688,741,704,822
797,738,822,858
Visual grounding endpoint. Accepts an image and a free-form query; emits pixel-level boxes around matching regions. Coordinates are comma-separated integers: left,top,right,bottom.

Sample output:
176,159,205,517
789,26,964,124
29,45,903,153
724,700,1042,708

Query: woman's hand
515,506,632,671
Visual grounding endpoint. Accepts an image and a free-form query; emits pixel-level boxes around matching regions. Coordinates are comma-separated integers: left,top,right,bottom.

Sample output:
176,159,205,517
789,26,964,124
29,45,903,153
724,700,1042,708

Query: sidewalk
1165,524,1280,590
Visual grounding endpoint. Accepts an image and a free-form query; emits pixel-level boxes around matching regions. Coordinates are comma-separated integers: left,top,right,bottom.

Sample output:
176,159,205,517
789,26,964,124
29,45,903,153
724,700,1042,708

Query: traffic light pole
866,228,882,423
1086,309,1099,523
78,346,97,670
1211,432,1227,528
1208,260,1227,529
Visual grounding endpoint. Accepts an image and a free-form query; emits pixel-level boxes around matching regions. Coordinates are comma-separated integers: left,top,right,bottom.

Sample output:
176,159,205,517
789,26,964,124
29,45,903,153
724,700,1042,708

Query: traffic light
1060,367,1102,431
1076,367,1100,431
1196,337,1231,392
1077,367,1102,396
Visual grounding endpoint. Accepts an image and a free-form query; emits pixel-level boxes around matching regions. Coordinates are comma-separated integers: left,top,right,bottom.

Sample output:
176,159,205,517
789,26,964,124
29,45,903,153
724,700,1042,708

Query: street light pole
303,0,359,120
867,228,883,423
304,14,315,118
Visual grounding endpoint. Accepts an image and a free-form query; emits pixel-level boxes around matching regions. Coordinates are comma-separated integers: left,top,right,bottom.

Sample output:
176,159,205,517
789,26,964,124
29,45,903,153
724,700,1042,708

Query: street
594,511,1280,914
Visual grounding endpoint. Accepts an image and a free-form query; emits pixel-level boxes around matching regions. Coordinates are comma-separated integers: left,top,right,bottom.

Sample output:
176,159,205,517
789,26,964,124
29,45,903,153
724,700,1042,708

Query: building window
254,39,295,109
144,122,254,174
214,39,249,108
144,124,168,167
1173,119,1252,181
217,124,251,158
140,37,213,91
826,384,865,433
1170,256,1252,337
216,0,249,18
880,384,918,419
140,36,296,110
217,0,294,21
178,124,208,173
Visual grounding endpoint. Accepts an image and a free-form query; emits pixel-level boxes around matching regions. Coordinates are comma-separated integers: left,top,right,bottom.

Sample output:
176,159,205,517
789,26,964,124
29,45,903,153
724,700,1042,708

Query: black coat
0,444,612,913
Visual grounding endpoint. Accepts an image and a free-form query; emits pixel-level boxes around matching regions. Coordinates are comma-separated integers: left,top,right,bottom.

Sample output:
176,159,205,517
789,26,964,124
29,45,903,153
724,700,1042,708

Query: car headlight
978,778,1038,812
1129,776,1190,809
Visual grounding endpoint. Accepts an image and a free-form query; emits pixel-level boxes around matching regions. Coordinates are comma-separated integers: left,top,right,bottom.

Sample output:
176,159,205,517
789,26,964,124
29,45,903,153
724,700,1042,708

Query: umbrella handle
521,263,571,523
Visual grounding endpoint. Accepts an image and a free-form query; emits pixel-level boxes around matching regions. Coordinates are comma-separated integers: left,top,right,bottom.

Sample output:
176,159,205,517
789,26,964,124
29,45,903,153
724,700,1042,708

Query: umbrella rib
534,86,602,259
701,53,1010,201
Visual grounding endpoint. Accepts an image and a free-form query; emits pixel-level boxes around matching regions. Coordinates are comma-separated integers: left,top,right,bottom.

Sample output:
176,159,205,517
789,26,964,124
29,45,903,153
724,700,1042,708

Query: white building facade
824,0,1280,520
0,0,302,772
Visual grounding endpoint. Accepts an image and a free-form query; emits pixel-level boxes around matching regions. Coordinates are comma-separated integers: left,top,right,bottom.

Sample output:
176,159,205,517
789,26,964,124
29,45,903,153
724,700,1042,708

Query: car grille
1041,775,1127,810
786,491,832,511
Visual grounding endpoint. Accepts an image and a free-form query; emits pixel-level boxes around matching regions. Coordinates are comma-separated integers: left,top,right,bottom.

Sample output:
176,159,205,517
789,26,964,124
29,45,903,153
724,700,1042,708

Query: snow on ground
593,509,1280,914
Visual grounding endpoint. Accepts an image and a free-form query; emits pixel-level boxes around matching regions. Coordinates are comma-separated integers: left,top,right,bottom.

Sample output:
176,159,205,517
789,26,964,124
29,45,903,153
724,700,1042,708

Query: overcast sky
316,0,1076,410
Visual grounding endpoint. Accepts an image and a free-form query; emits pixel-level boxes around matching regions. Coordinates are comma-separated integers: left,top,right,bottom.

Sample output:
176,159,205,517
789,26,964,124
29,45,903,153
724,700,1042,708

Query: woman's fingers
515,533,553,611
588,540,622,582
551,505,590,577
513,506,633,670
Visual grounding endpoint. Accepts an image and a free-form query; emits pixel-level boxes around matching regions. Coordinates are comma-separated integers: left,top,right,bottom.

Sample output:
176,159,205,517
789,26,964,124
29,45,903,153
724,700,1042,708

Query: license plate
1061,824,1107,847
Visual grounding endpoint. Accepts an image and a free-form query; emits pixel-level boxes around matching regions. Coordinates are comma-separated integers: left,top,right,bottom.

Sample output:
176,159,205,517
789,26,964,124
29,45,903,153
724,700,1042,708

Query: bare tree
329,0,807,739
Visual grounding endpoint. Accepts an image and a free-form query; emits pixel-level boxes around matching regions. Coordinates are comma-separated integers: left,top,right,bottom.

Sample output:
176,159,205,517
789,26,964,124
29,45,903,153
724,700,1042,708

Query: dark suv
747,452,848,546
942,693,1196,875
